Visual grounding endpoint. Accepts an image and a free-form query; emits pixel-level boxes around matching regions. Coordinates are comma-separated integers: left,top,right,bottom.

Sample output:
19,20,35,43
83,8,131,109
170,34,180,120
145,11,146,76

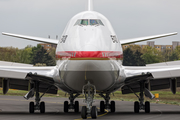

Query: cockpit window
97,20,104,26
90,19,98,25
74,19,104,26
74,19,81,26
80,19,88,25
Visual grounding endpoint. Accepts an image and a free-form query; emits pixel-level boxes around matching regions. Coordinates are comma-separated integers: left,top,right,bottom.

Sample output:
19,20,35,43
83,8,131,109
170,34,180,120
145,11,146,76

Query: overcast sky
0,0,180,48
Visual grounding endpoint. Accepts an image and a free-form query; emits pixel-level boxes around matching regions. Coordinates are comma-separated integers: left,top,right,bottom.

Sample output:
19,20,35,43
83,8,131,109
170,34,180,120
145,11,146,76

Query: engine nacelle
3,79,9,94
170,78,177,94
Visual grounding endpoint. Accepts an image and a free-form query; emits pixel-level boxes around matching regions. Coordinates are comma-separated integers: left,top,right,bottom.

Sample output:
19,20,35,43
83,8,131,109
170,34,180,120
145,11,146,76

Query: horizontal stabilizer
2,32,58,44
120,32,177,45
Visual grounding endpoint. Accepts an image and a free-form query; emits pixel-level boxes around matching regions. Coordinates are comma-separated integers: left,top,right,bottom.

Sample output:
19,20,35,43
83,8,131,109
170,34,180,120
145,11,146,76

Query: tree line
0,44,180,66
0,44,56,66
123,45,180,66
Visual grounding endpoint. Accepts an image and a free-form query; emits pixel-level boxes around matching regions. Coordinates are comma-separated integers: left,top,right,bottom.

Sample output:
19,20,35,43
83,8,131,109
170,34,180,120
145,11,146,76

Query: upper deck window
74,19,104,26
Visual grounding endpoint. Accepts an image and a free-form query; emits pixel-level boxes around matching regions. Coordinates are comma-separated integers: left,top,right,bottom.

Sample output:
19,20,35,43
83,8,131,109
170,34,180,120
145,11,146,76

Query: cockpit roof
62,11,116,35
71,11,107,20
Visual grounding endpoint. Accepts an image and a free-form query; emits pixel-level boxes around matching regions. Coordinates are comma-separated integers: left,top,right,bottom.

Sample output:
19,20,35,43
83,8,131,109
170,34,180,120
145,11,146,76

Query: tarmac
0,95,179,120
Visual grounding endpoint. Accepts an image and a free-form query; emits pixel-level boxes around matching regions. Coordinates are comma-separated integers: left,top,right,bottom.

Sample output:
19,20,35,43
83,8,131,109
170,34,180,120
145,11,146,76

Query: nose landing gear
81,82,97,119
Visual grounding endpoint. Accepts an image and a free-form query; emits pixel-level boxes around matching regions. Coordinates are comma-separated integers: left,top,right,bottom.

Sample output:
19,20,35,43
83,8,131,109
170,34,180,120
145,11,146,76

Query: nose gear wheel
81,81,97,119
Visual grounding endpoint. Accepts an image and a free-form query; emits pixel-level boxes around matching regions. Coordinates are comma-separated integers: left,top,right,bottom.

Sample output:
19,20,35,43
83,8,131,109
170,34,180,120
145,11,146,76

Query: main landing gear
27,81,52,113
81,82,97,119
133,81,150,113
28,81,45,113
64,93,80,113
99,93,115,113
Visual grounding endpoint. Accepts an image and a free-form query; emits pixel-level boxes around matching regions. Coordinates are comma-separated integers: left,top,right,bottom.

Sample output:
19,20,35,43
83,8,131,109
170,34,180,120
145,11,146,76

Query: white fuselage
54,11,125,93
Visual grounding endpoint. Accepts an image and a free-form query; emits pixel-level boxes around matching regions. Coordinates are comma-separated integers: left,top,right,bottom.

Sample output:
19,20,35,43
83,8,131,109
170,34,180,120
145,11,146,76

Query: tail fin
87,0,93,11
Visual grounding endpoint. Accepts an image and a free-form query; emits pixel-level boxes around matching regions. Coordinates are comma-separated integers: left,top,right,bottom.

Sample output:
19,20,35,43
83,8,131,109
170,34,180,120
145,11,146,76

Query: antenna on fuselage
87,0,93,11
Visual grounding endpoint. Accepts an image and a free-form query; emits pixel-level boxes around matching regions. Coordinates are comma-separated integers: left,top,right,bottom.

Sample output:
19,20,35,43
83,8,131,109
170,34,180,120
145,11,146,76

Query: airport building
122,41,180,52
40,41,180,52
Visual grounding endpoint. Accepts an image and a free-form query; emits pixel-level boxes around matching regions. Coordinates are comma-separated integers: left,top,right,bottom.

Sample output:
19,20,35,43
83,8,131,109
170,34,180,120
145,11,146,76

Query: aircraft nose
76,44,101,58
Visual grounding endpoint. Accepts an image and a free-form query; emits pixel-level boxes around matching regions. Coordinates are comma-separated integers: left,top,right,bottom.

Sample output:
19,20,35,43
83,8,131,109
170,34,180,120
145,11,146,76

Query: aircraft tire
110,101,115,112
134,101,139,113
81,106,87,119
74,101,79,113
29,102,34,113
100,101,105,113
145,101,150,113
91,106,97,119
40,101,45,113
64,101,69,113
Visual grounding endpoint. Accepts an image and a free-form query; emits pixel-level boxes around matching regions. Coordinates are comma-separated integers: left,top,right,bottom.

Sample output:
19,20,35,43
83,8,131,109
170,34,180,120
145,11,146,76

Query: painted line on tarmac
74,107,109,120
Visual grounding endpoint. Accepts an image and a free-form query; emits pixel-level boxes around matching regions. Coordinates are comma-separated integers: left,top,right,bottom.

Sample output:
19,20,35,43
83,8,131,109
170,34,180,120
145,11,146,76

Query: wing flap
0,65,57,94
0,66,56,79
26,73,54,85
120,32,177,45
0,69,27,79
124,73,153,84
121,78,172,94
123,61,180,94
124,65,180,79
0,78,58,94
2,32,58,44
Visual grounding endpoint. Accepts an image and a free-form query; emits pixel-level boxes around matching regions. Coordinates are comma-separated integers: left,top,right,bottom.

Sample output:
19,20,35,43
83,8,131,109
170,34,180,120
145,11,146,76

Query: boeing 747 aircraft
1,0,180,119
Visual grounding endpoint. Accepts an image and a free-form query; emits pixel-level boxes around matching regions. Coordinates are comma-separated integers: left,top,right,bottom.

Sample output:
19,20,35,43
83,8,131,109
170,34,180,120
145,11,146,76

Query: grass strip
0,89,180,106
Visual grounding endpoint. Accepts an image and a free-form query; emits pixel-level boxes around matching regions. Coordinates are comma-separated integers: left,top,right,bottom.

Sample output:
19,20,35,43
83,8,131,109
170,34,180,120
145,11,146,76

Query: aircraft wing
2,32,58,44
0,65,58,94
0,65,56,79
124,65,180,79
120,32,177,45
122,62,180,94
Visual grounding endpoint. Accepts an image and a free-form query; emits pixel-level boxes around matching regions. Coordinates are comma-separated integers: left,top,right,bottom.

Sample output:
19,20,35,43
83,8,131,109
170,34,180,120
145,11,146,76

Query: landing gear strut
29,81,45,113
64,93,80,113
132,81,150,113
29,81,52,113
99,93,115,113
81,82,97,119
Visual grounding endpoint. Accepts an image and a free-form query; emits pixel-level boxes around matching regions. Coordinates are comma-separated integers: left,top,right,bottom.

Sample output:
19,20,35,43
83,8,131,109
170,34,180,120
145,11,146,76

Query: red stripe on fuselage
56,51,123,59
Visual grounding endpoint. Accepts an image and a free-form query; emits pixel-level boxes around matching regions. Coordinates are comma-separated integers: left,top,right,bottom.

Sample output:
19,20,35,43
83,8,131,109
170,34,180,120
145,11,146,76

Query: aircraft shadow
0,112,81,115
107,111,180,115
0,111,179,115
